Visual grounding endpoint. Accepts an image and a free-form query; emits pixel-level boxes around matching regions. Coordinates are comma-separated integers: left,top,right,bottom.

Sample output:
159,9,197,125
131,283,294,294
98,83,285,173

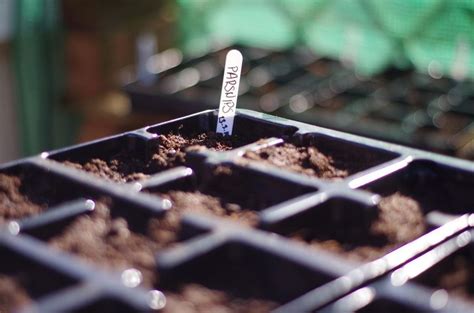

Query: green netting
405,3,474,79
178,0,474,79
208,1,295,48
363,0,445,39
302,0,399,75
178,0,296,55
277,0,328,23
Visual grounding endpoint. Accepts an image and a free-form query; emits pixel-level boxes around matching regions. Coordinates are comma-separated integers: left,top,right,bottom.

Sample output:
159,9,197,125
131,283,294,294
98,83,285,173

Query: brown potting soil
48,189,258,289
163,283,278,313
0,174,46,223
48,200,180,288
0,275,31,313
291,193,426,262
62,132,252,183
156,190,259,227
242,143,349,179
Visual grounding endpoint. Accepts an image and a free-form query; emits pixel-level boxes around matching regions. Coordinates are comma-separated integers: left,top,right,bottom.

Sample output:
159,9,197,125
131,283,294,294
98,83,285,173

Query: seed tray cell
359,160,474,218
142,163,317,228
0,109,473,312
273,216,472,313
319,280,470,313
30,202,164,288
239,135,398,183
315,230,474,312
261,195,427,263
1,232,161,313
155,214,357,312
46,111,298,184
413,237,474,303
145,110,297,140
0,161,166,223
0,238,78,312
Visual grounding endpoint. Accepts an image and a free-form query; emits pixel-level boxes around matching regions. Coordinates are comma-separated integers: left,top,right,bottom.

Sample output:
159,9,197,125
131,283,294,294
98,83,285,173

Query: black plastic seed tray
0,109,473,312
124,45,474,160
298,228,474,313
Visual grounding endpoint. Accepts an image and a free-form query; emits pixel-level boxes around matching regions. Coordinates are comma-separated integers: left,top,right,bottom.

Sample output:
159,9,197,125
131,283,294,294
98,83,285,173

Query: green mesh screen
178,0,474,79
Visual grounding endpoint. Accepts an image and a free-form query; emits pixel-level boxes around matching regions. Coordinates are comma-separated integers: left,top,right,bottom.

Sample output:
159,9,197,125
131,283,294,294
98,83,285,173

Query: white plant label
216,49,243,135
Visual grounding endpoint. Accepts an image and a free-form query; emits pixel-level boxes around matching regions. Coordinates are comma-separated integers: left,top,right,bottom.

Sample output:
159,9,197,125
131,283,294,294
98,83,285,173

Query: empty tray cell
411,73,456,93
413,242,474,305
360,160,474,216
450,99,474,117
367,104,414,124
144,165,316,227
268,197,425,262
241,133,398,179
0,242,77,312
158,241,328,312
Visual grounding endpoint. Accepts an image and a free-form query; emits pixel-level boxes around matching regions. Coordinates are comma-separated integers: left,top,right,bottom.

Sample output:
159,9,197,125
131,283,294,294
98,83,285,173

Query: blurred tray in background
123,45,474,160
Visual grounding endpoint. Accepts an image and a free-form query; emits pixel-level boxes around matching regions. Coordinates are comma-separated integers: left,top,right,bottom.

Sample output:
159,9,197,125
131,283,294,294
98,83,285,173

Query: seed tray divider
155,231,232,271
426,210,467,228
318,279,466,313
259,192,328,225
0,164,179,311
0,232,118,285
230,160,325,188
2,231,166,309
276,215,472,312
320,231,474,312
157,213,359,308
136,166,194,190
171,212,358,274
172,212,361,275
31,158,170,214
347,156,413,189
10,199,94,234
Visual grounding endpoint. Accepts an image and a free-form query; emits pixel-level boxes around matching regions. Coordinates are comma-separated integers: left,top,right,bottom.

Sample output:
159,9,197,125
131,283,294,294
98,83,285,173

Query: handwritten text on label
216,50,243,135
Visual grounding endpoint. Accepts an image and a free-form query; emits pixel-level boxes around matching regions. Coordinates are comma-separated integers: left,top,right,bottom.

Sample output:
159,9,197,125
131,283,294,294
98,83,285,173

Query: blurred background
0,0,473,163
